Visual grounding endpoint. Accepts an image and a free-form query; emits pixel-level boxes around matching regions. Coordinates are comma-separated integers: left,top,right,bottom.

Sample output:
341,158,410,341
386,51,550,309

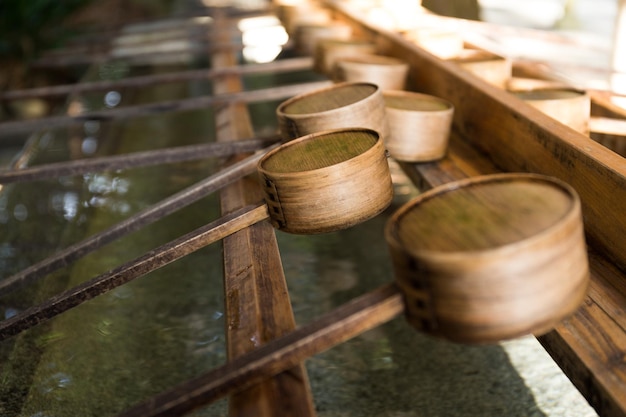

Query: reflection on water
0,59,229,416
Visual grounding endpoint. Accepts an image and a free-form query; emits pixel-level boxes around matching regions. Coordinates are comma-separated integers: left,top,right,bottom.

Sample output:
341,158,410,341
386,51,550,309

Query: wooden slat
211,13,315,417
538,250,626,417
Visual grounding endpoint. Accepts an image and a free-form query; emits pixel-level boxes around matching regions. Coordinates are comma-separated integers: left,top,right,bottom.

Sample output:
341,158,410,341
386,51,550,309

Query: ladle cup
211,127,393,235
276,81,389,142
386,173,589,343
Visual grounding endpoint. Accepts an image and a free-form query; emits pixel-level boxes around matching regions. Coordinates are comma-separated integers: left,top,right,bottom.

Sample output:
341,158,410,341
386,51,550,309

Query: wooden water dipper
0,128,393,339
276,81,389,142
117,173,589,417
510,87,590,134
334,54,410,91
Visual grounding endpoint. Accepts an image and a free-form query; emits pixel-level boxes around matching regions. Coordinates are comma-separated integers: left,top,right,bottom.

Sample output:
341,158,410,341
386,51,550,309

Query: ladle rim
276,81,380,118
385,172,582,261
257,127,383,178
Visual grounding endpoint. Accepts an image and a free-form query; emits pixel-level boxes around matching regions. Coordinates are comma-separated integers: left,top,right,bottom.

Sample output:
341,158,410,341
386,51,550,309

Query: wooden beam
211,12,316,417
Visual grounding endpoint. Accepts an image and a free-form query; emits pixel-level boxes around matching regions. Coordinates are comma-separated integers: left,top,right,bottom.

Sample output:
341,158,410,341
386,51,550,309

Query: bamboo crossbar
0,80,331,138
39,28,241,58
0,57,313,101
0,145,276,296
115,283,405,417
32,37,296,68
0,136,279,183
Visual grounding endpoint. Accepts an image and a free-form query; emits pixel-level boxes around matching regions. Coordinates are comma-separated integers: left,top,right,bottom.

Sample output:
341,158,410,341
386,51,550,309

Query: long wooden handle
0,57,313,101
0,145,276,296
0,80,331,137
0,203,269,341
0,136,279,183
116,283,405,417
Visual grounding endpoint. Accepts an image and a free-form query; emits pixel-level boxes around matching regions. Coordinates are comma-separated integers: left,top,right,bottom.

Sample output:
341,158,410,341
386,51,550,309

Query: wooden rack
1,1,625,416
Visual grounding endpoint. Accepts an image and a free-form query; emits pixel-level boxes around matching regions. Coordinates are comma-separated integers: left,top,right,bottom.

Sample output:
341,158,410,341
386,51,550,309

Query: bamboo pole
115,283,405,417
0,80,331,138
0,146,276,296
0,57,313,101
0,136,278,183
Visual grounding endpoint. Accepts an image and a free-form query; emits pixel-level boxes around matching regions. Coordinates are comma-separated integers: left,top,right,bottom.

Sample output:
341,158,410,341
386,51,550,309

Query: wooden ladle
0,127,392,339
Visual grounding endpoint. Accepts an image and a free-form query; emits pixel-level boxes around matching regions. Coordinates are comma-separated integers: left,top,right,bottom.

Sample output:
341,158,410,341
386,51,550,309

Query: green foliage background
0,0,94,59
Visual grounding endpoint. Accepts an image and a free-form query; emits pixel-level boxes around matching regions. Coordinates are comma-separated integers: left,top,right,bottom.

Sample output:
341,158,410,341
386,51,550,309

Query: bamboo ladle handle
117,283,405,417
0,128,393,339
0,144,277,297
0,136,279,184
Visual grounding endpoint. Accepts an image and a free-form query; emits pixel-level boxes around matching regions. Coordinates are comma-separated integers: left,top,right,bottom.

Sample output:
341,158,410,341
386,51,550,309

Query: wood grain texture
212,13,315,417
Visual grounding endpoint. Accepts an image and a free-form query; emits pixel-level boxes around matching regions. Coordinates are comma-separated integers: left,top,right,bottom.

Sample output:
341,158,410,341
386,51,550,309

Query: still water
0,3,598,417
